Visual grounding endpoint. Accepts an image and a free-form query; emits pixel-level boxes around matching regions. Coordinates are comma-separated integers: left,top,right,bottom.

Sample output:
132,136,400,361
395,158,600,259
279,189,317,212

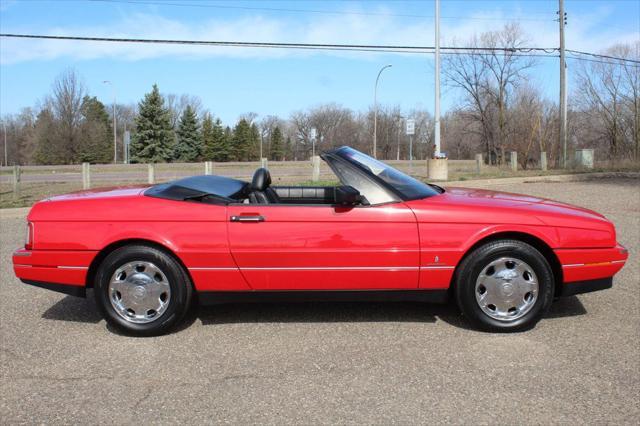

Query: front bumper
558,277,612,297
555,243,628,296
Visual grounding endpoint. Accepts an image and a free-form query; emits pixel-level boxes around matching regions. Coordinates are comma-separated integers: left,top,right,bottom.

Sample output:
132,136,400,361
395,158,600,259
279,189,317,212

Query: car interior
245,167,342,205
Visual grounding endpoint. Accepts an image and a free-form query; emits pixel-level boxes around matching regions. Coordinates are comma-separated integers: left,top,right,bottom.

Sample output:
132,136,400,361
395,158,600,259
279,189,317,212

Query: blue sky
1,0,638,125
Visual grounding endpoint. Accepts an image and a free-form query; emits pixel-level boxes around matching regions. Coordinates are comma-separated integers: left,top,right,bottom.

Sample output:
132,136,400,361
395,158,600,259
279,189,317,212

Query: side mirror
334,185,362,206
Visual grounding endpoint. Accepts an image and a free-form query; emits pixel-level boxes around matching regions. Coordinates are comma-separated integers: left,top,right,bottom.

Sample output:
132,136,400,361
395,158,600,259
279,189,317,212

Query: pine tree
270,126,284,161
223,126,233,161
201,113,214,159
130,84,174,163
77,96,112,163
173,105,202,162
202,113,229,161
34,109,59,165
285,136,292,161
250,123,261,160
232,119,252,161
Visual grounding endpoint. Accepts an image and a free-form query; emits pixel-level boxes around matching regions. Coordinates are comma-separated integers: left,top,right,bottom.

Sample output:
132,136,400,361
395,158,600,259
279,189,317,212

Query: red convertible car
13,146,628,336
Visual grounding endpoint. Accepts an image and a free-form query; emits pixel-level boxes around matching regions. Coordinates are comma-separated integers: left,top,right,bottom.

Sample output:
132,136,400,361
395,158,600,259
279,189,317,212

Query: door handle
230,215,265,222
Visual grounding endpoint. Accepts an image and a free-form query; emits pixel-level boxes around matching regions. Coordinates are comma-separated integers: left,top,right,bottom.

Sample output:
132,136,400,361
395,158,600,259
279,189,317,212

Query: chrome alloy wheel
474,257,539,321
108,261,171,324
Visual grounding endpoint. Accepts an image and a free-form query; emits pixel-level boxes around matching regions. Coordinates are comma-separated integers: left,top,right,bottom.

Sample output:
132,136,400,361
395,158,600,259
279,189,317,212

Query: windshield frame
325,146,441,202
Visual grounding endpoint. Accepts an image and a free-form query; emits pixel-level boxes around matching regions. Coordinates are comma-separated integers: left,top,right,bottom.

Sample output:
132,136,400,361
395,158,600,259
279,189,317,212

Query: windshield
336,147,440,200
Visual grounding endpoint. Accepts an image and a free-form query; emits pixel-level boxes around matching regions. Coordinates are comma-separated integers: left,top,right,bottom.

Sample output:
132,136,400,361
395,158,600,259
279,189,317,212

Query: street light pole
2,121,7,167
373,64,392,159
103,80,117,164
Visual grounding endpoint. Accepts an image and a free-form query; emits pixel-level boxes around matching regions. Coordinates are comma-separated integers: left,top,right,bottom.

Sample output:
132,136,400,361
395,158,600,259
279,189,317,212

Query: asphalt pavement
1,178,638,424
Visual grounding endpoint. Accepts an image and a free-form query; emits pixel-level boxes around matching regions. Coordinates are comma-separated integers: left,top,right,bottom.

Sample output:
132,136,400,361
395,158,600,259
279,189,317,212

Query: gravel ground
0,178,638,425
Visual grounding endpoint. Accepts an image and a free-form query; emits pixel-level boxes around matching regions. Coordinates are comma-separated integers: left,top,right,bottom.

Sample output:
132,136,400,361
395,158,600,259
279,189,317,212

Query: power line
565,55,640,67
0,32,554,52
566,49,640,64
87,0,556,22
1,33,638,66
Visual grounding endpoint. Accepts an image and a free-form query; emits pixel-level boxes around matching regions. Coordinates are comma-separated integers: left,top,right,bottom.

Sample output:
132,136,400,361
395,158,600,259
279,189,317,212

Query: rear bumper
21,279,86,297
13,248,93,297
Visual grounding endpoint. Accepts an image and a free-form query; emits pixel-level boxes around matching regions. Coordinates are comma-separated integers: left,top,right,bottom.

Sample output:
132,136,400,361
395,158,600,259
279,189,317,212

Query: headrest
251,168,272,191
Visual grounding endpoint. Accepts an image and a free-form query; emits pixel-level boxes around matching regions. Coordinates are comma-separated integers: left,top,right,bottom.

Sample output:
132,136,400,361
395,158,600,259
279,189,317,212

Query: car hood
408,186,611,228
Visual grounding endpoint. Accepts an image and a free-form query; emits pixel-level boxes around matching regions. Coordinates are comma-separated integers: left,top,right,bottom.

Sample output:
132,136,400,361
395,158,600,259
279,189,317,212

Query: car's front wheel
94,245,192,336
454,239,554,332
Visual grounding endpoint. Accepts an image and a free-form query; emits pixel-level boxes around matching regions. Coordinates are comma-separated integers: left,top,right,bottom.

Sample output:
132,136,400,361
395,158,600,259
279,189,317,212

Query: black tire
94,245,193,336
454,239,554,332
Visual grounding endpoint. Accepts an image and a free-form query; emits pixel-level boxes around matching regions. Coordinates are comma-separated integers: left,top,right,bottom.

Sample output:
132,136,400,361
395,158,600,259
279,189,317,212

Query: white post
475,153,483,174
510,151,518,172
261,157,268,169
148,163,155,184
204,161,213,175
540,151,548,171
311,155,320,182
82,162,91,189
13,164,20,197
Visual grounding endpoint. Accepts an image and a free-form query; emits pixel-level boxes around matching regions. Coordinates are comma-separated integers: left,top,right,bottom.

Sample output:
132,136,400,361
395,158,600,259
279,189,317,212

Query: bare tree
619,42,640,160
114,103,137,160
46,68,86,163
443,23,535,164
574,42,639,161
259,115,286,158
165,93,204,129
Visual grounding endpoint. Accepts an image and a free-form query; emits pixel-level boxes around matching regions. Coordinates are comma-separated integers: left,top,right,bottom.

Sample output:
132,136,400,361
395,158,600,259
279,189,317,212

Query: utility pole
427,0,448,180
434,0,441,157
559,0,567,168
396,116,402,160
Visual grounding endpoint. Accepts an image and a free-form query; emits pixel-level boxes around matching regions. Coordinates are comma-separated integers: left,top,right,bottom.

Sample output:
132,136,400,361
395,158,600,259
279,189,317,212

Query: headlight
25,221,34,250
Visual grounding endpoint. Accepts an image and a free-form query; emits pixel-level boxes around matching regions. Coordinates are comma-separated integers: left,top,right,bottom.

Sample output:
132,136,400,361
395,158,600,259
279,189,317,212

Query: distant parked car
13,146,628,336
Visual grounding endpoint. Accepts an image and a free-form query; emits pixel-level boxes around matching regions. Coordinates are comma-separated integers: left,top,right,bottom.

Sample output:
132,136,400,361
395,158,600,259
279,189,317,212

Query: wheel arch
450,231,563,296
85,238,194,289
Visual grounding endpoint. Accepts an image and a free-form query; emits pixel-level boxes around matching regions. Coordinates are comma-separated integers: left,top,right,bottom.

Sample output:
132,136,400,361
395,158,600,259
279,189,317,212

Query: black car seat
249,168,279,204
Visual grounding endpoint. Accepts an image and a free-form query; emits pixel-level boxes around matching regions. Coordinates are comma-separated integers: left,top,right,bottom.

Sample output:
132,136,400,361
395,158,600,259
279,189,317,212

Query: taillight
25,222,34,250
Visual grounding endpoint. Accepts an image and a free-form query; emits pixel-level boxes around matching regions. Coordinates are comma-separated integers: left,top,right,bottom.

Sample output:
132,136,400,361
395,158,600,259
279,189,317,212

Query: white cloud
0,6,637,65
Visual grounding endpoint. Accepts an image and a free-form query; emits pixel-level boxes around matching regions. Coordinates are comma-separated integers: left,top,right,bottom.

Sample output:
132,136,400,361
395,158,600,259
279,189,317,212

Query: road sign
405,119,415,135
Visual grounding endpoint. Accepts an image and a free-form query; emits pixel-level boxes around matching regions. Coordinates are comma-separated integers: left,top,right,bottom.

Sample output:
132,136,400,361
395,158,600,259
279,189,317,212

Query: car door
226,202,420,290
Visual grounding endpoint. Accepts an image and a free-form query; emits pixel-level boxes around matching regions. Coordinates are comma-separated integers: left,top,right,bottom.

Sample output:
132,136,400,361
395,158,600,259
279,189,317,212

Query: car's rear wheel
454,239,554,332
94,245,192,336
